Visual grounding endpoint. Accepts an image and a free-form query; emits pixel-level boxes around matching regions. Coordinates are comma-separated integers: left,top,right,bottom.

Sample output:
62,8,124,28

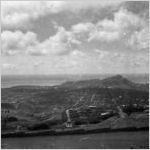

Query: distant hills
60,75,149,91
2,73,149,88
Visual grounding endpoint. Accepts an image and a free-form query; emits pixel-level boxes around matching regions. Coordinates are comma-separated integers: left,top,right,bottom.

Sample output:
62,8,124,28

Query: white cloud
1,1,120,30
71,21,120,43
88,8,143,42
1,1,65,29
88,30,120,42
67,7,146,47
2,26,81,56
1,3,149,57
1,1,149,75
2,30,38,55
129,27,149,50
28,26,80,55
113,8,142,29
2,63,17,70
71,23,94,33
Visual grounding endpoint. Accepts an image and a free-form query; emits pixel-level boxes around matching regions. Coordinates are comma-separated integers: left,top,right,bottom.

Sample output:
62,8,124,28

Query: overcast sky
1,1,149,75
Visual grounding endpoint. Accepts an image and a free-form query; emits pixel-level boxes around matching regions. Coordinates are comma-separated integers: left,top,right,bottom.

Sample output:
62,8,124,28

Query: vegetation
1,75,149,132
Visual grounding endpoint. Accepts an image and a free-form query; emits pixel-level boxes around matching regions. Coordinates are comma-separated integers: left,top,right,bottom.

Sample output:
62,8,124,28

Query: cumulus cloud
1,30,38,55
1,2,149,56
1,1,149,75
1,1,120,30
129,27,149,50
71,23,94,33
1,1,65,29
70,7,148,52
27,26,80,55
88,8,144,42
28,27,70,55
1,26,81,56
2,5,149,57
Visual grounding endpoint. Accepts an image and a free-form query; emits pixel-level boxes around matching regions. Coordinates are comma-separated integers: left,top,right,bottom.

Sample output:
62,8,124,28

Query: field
2,131,149,149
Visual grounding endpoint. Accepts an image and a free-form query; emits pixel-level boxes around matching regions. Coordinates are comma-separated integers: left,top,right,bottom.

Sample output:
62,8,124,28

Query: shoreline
2,126,149,138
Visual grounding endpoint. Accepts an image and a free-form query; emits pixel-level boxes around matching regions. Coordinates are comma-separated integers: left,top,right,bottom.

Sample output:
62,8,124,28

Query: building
65,109,73,128
65,121,73,128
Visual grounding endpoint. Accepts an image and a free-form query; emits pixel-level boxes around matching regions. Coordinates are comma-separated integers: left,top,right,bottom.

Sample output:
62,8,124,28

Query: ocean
1,75,66,88
1,74,149,88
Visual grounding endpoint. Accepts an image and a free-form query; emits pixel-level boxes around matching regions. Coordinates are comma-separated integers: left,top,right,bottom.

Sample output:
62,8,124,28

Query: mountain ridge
60,75,148,91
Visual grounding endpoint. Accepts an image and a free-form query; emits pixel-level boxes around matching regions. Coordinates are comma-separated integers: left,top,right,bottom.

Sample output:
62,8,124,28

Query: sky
1,0,149,75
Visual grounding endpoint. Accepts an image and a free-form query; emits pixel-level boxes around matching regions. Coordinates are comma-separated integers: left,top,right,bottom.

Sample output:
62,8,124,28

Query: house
65,109,73,128
65,121,73,128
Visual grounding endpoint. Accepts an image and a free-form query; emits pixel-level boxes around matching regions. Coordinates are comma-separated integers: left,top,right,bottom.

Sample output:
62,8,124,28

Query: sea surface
1,131,149,149
1,75,66,88
1,74,149,88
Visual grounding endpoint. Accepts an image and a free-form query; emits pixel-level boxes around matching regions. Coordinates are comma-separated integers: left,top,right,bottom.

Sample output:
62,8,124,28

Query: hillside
1,75,149,116
1,75,149,133
60,75,148,91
